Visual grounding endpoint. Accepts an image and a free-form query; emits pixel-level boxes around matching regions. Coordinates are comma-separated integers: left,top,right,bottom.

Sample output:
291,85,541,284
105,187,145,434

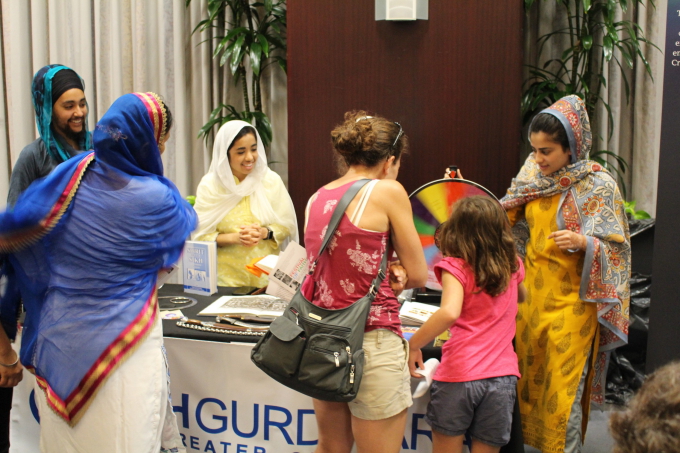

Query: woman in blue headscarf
0,92,195,452
7,64,92,206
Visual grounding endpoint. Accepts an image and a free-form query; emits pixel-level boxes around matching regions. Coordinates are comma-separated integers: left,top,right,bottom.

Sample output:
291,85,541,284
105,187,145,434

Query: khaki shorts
348,329,413,420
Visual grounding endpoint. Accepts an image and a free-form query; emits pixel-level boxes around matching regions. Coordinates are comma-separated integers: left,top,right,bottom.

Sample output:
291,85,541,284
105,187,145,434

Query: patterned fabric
31,64,92,162
515,194,598,453
0,93,196,426
432,257,524,383
501,96,630,451
302,181,402,336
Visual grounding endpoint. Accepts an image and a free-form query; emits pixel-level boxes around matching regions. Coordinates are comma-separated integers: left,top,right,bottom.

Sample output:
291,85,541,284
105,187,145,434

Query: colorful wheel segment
409,179,498,290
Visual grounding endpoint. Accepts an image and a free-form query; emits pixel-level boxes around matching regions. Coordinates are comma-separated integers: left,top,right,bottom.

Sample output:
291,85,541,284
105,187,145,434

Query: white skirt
35,318,185,453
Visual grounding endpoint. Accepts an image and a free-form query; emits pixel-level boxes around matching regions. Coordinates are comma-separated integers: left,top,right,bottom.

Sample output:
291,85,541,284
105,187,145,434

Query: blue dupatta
0,93,196,425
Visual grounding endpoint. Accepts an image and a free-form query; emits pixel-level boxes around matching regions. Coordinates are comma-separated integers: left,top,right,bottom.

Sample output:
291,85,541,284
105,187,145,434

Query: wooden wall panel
288,1,523,238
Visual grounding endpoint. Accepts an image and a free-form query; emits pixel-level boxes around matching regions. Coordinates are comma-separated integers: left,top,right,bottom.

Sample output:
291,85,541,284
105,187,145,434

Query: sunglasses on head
356,117,403,149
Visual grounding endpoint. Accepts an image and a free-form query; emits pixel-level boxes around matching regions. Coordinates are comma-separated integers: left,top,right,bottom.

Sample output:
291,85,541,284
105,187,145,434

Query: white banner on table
164,338,438,453
12,337,473,452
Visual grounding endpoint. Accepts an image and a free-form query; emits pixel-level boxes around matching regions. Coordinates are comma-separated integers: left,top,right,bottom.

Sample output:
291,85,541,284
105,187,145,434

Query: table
11,285,438,453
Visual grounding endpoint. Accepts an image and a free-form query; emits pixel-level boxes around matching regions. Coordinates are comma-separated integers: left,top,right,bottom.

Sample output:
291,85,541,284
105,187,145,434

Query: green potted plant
522,0,658,198
187,0,287,150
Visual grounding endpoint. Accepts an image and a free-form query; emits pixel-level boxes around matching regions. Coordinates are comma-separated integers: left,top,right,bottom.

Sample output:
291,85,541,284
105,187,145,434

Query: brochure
182,240,218,296
265,241,308,302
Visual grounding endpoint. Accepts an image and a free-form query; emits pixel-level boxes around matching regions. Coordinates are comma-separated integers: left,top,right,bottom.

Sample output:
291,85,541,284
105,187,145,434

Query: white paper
255,254,279,274
399,301,439,325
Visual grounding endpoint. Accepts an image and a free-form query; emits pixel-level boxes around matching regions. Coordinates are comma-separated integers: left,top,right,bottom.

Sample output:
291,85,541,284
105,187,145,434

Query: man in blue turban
6,64,92,206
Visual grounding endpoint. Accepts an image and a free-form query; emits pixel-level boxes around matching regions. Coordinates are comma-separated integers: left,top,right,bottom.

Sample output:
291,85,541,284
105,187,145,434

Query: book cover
182,240,218,295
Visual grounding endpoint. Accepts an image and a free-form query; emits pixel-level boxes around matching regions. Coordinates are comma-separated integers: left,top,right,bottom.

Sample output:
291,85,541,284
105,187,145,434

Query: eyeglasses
392,122,404,149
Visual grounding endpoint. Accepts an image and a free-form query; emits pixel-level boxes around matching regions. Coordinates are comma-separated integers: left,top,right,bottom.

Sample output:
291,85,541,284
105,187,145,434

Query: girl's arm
408,271,464,377
518,282,527,303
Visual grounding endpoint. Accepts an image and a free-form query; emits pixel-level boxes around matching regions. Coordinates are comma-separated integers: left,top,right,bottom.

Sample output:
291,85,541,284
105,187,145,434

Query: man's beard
54,125,85,146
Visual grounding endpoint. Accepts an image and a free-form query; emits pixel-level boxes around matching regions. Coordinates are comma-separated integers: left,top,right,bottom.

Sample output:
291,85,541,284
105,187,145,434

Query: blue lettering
174,393,190,428
197,398,228,434
402,436,409,449
297,409,318,446
190,435,200,450
181,433,186,446
264,405,294,444
236,445,247,453
254,448,265,453
204,440,216,453
220,442,232,453
410,413,432,450
232,401,259,438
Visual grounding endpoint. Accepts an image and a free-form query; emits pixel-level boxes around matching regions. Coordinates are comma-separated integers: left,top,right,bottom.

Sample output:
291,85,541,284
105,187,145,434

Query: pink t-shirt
433,257,525,382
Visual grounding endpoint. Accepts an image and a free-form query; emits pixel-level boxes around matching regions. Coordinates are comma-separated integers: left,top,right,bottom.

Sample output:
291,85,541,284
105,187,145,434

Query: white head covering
191,120,299,246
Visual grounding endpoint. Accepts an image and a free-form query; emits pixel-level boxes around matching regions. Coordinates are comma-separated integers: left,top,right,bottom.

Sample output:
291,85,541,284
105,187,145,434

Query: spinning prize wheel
409,179,498,290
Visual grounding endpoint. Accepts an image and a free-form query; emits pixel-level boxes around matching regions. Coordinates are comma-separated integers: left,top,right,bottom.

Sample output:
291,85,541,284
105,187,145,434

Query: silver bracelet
0,352,19,367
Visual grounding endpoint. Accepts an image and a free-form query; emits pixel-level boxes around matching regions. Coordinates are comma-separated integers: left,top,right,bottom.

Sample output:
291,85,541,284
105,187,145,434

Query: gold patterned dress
513,194,598,452
502,96,630,453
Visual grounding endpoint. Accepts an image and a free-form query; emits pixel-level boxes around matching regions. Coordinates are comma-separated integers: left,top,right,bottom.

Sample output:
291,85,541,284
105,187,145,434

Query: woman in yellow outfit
192,121,298,287
501,95,630,453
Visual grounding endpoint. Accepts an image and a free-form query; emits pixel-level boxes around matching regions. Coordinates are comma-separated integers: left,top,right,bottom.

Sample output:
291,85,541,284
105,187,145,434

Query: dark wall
647,0,680,373
287,1,524,236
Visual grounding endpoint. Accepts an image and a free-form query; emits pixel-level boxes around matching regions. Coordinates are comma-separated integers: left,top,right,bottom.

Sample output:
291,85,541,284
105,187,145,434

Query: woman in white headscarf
192,120,299,287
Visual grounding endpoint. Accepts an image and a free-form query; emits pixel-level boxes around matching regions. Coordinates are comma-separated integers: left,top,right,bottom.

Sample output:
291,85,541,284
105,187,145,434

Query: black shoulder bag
251,179,388,402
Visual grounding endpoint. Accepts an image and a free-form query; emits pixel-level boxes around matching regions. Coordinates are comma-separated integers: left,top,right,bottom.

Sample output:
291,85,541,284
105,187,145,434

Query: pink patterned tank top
301,180,402,336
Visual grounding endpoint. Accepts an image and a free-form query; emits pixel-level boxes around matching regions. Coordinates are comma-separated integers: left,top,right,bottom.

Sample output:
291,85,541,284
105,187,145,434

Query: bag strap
349,179,379,225
308,179,389,298
313,179,371,263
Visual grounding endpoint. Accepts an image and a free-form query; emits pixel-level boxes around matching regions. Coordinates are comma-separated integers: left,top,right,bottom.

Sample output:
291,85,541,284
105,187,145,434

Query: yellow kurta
195,195,287,288
515,193,598,453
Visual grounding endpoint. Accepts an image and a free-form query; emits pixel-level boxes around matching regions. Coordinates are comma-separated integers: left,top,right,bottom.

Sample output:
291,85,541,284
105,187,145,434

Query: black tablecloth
159,284,442,355
159,284,263,343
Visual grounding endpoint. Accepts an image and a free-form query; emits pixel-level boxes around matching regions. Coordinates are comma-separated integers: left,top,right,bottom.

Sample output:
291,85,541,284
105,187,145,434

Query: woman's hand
548,230,587,251
408,345,425,378
443,168,464,179
389,261,408,296
238,224,264,247
0,350,23,388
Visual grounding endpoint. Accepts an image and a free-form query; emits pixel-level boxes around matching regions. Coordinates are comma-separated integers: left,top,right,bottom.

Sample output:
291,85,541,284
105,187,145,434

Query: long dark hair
437,196,519,296
530,113,569,151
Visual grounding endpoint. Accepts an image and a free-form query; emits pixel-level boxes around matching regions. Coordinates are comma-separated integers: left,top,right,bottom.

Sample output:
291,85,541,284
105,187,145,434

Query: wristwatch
265,227,274,241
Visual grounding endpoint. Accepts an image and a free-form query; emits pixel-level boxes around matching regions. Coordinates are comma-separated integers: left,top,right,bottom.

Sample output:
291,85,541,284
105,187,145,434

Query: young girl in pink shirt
408,195,527,453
